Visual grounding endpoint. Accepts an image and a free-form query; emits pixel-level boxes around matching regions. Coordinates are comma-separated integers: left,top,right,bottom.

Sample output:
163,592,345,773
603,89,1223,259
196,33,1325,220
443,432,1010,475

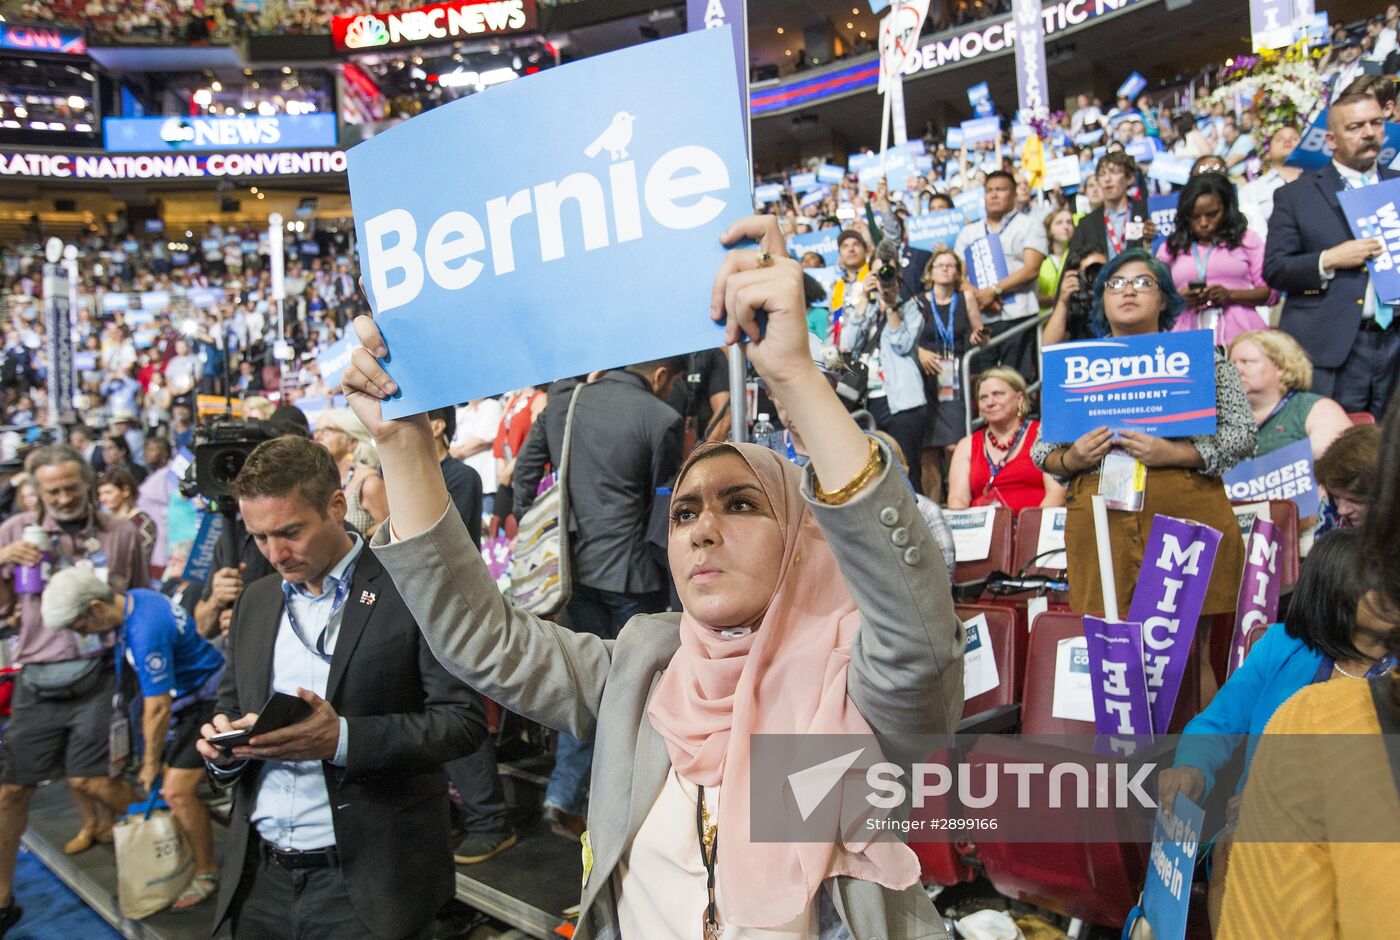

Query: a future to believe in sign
332,0,537,52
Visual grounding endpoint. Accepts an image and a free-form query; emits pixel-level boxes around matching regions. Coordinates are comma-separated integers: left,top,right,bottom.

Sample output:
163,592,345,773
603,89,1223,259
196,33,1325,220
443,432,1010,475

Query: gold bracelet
814,436,885,506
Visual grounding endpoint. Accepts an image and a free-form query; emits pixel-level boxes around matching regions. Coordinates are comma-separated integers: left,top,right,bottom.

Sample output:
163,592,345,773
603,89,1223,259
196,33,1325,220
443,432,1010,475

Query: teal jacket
1174,623,1325,794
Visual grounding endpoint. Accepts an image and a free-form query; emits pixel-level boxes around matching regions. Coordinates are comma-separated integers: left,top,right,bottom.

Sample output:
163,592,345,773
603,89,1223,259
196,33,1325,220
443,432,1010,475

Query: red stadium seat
974,609,1149,927
969,735,1150,927
1348,412,1376,425
956,603,1023,719
1019,610,1094,735
1244,619,1270,657
952,506,1015,592
1011,507,1070,604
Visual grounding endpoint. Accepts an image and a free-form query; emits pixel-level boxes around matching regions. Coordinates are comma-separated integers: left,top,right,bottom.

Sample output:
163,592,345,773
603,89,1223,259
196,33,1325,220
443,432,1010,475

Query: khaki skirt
1064,467,1244,618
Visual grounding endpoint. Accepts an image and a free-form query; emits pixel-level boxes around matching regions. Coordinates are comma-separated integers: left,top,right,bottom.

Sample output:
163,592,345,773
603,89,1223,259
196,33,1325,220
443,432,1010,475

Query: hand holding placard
710,217,810,386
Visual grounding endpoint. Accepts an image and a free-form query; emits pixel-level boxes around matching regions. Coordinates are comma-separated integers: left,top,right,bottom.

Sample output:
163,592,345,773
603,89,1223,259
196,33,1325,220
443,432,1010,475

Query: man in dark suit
512,358,684,838
1265,90,1399,418
196,436,484,940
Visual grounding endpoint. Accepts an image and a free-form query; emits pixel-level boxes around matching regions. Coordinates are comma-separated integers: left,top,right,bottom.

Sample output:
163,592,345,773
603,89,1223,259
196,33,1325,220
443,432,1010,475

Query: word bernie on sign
348,26,750,417
1040,331,1217,441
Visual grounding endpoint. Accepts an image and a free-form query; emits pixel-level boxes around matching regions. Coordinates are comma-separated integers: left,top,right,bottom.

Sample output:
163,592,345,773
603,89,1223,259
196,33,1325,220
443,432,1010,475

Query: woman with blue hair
1031,248,1256,699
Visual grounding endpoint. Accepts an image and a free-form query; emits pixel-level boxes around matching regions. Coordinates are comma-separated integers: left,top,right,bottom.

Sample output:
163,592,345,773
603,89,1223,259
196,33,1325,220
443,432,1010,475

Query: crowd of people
0,7,1396,940
21,0,1017,69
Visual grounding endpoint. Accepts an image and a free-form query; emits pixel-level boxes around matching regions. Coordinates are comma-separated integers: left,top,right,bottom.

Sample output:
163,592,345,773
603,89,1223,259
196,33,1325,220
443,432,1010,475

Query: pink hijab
646,442,919,928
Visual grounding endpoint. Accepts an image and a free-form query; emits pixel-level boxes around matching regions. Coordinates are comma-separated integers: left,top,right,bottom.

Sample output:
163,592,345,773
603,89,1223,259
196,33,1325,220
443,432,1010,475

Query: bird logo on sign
585,112,636,162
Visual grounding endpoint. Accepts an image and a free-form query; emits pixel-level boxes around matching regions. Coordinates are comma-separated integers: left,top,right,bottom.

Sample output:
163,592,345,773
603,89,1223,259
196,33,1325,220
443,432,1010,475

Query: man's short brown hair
1316,424,1381,499
229,435,340,513
1095,150,1138,179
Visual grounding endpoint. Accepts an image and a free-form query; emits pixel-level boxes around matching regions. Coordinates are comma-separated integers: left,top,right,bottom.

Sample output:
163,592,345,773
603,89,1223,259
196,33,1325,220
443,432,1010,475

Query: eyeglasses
1104,275,1158,293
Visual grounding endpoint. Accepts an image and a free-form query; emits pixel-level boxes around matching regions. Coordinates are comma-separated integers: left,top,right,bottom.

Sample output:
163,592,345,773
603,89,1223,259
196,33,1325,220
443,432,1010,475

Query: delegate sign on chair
347,27,751,417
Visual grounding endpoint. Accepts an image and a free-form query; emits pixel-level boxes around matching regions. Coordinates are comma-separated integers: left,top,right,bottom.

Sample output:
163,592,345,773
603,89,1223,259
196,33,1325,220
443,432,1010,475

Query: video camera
178,416,281,504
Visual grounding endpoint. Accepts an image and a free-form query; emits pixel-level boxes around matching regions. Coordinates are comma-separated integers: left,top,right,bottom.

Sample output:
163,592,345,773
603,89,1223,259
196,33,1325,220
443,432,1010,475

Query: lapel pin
359,591,377,606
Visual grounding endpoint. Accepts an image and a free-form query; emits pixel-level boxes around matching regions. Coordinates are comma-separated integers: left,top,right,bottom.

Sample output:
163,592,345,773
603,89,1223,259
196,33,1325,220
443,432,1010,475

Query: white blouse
615,767,819,940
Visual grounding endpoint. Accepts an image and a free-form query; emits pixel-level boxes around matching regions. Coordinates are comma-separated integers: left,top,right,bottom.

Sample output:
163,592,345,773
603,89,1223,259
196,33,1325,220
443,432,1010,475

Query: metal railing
960,312,1050,439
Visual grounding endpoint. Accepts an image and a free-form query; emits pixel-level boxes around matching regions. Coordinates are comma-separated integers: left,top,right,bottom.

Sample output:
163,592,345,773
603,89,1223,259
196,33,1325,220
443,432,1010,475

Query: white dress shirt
237,535,362,850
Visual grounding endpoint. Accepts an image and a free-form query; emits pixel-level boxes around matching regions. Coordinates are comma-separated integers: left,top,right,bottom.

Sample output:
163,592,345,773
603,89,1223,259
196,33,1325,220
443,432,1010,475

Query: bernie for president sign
1040,330,1218,442
348,26,749,417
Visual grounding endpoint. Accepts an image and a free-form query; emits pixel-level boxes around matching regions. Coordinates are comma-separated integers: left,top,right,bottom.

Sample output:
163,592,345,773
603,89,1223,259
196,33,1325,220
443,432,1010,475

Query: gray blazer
373,442,964,940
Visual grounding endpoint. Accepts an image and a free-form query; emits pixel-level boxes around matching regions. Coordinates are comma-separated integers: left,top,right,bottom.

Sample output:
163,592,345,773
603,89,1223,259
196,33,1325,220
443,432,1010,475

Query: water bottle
14,524,51,595
752,413,783,454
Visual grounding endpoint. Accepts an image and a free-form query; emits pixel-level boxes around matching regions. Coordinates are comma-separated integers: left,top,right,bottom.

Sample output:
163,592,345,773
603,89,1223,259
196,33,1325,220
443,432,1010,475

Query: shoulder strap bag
508,384,585,617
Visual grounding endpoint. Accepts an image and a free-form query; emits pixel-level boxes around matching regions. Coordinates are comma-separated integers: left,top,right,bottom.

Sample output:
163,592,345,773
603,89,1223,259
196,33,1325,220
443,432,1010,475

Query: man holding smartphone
195,436,484,940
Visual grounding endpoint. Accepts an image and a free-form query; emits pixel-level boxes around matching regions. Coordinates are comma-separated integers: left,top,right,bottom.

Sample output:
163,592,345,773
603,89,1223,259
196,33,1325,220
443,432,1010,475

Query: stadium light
437,70,480,88
478,67,517,86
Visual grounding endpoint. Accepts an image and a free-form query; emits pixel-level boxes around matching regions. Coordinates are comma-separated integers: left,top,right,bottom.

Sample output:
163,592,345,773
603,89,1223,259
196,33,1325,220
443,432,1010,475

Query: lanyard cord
697,785,719,936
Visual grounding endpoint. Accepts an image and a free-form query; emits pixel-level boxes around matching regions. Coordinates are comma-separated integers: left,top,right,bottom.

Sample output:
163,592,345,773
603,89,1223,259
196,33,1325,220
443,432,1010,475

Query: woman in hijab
334,215,964,939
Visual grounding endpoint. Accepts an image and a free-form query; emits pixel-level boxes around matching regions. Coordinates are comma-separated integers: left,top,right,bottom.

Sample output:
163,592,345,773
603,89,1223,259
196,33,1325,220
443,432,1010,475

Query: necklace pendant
702,916,721,940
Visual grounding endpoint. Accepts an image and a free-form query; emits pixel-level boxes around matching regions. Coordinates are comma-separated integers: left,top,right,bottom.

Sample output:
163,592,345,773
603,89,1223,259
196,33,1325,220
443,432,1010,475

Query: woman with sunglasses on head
1031,249,1255,699
339,215,964,940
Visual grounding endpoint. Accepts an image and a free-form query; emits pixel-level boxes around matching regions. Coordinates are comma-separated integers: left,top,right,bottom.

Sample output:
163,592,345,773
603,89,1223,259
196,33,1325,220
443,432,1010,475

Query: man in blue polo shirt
42,565,224,912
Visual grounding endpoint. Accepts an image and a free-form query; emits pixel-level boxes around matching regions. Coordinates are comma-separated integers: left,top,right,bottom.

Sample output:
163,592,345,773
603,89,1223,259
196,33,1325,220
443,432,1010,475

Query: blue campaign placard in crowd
1149,193,1178,254
754,182,784,204
1223,437,1321,517
964,235,1009,290
848,151,878,173
1125,137,1158,164
1338,177,1400,303
953,186,987,222
1147,152,1193,186
968,81,995,118
960,116,1001,146
1289,109,1400,170
316,335,356,391
1141,794,1204,940
817,163,846,184
787,229,841,266
348,27,749,417
1117,71,1148,102
906,209,967,253
1040,330,1219,441
182,511,226,583
789,172,818,192
946,127,965,149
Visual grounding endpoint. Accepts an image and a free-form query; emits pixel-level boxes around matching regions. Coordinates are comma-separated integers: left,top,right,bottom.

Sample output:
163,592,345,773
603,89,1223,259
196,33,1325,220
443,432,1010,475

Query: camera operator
1042,249,1108,345
838,239,930,493
193,407,314,640
0,445,148,935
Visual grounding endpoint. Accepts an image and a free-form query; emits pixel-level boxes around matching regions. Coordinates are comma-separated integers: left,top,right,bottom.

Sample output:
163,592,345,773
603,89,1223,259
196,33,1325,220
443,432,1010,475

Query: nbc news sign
103,114,338,154
331,0,537,53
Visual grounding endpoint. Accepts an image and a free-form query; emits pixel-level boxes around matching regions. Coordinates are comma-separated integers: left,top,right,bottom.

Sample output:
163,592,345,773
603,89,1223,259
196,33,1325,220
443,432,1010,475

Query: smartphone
209,692,313,751
1188,280,1207,293
1125,217,1145,241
